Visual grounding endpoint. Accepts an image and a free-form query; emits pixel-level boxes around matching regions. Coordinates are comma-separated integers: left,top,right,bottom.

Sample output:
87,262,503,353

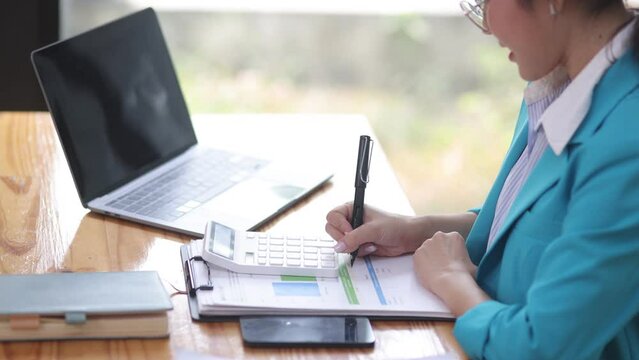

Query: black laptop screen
32,9,197,205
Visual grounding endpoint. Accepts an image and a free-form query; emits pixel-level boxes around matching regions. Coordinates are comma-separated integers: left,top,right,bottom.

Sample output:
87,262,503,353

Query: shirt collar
522,66,569,153
524,66,570,107
539,19,636,155
525,74,570,133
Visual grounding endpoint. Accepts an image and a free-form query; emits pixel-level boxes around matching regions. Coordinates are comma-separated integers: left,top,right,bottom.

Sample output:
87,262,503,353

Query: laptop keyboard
107,149,266,222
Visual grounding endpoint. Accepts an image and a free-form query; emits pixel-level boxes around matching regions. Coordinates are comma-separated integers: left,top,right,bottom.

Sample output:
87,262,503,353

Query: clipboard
180,244,237,322
180,243,454,322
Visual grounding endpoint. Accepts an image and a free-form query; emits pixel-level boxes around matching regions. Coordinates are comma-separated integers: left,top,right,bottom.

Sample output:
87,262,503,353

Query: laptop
31,8,332,237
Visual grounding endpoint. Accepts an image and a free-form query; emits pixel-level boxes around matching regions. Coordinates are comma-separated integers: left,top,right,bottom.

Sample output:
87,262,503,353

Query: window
61,0,524,214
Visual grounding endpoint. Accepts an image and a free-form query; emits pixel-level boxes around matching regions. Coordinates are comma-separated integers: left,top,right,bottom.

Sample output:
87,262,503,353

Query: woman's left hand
413,231,481,312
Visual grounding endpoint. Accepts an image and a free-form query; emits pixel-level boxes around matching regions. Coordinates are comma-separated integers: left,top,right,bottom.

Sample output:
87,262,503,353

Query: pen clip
358,139,374,184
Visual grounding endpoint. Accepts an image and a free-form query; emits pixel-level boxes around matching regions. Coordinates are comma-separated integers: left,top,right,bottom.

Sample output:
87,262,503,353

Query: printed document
186,241,452,319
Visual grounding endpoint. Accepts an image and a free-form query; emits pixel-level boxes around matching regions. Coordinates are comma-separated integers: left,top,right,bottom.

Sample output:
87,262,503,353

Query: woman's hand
325,203,421,257
414,231,477,289
413,231,488,316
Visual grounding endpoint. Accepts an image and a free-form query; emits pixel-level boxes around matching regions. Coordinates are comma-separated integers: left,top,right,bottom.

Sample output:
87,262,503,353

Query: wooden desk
0,112,465,359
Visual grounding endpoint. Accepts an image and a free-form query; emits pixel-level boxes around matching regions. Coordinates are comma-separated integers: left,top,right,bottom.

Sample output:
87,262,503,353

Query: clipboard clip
184,255,214,296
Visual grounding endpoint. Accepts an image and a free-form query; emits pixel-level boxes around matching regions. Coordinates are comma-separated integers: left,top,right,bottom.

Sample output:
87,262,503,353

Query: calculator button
258,239,267,245
269,239,284,245
258,233,268,239
304,253,318,260
320,254,335,261
246,232,257,239
303,259,318,267
270,245,284,252
269,258,284,265
286,235,301,240
287,239,301,246
303,247,318,254
287,246,301,253
245,253,255,265
269,235,284,240
258,251,267,258
258,245,267,251
257,257,267,265
304,240,319,247
269,252,284,259
286,259,301,266
321,260,335,268
316,242,335,248
287,253,301,259
320,248,334,254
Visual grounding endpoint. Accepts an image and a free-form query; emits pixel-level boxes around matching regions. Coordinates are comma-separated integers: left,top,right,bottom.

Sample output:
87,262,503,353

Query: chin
516,59,559,82
517,66,546,82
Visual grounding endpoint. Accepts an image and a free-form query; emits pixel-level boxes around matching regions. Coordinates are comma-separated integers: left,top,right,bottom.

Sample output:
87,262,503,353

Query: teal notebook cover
0,271,173,341
0,271,172,316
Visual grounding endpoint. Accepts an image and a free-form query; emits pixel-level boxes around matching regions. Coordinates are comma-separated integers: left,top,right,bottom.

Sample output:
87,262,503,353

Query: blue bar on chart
272,282,321,297
365,257,387,305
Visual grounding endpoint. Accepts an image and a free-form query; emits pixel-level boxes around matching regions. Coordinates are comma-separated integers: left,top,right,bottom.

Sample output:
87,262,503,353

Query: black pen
350,135,373,266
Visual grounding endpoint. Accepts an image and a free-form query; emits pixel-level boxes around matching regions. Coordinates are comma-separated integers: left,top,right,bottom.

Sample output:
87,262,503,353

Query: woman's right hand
325,202,423,257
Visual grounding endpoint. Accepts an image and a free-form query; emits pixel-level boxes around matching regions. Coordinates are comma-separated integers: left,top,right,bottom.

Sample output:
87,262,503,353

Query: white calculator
201,221,349,277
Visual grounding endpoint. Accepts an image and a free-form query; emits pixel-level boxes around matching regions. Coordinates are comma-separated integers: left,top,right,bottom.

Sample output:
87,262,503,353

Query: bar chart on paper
272,277,321,297
190,240,453,318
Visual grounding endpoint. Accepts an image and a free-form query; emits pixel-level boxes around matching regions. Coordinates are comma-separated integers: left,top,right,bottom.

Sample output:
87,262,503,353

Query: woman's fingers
325,202,355,237
336,223,380,253
357,243,378,257
325,223,347,242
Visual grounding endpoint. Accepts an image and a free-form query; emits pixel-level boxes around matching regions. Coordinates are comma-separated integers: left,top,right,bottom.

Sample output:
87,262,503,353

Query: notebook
180,241,454,321
0,271,172,341
30,8,333,237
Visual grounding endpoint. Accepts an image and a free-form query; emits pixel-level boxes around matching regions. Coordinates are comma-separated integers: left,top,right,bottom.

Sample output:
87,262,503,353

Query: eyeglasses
460,0,488,33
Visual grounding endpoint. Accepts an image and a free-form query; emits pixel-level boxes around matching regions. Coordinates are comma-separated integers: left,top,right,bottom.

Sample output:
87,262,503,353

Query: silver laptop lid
31,8,196,206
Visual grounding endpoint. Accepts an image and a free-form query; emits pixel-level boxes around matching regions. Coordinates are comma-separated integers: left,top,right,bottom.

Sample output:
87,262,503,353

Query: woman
325,0,639,358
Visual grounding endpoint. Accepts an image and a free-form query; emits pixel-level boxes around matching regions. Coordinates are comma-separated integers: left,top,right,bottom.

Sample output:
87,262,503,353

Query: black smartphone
240,316,375,347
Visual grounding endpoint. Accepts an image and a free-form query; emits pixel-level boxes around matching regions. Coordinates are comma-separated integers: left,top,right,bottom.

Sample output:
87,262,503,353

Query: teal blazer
453,50,639,359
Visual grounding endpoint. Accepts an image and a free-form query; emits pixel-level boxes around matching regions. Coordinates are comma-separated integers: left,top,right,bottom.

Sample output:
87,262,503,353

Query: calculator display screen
212,224,235,259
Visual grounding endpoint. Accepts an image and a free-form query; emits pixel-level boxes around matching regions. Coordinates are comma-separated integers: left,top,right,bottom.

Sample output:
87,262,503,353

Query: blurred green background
62,1,525,215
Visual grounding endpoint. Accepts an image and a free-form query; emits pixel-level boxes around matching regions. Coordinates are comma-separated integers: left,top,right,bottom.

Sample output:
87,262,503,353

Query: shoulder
573,49,639,158
568,87,639,189
589,50,639,141
595,86,639,127
589,87,639,149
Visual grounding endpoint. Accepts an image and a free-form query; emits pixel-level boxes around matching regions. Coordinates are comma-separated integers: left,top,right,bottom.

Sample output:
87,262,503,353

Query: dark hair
584,1,637,58
519,0,639,58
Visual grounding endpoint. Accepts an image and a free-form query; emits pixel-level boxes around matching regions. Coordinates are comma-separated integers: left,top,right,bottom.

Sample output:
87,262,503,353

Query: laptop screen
32,8,197,205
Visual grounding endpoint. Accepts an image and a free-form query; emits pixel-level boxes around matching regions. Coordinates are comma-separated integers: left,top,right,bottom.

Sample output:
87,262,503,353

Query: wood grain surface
0,112,466,359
